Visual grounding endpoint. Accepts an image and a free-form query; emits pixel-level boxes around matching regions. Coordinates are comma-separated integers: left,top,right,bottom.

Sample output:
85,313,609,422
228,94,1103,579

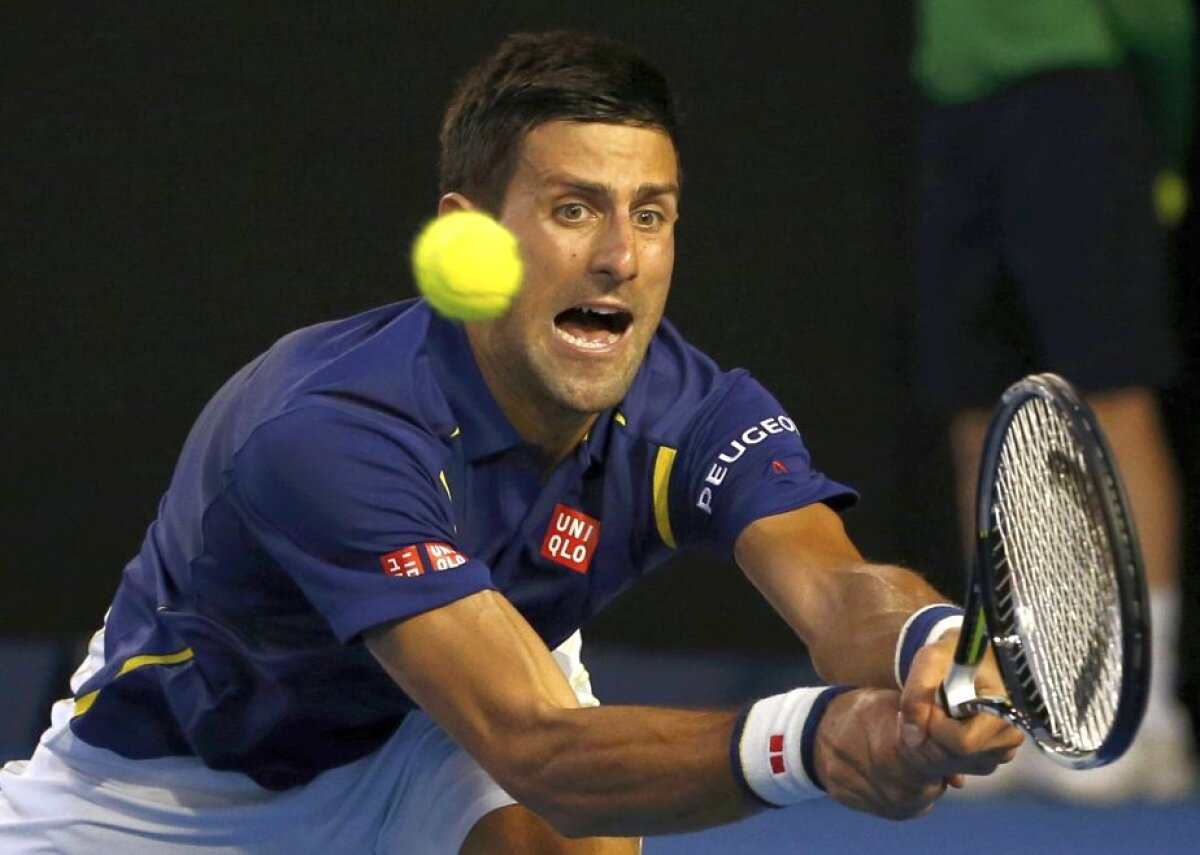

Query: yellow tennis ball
411,211,523,320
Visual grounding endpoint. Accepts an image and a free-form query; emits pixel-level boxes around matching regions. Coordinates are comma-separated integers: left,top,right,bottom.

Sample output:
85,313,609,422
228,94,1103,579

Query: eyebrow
544,173,681,203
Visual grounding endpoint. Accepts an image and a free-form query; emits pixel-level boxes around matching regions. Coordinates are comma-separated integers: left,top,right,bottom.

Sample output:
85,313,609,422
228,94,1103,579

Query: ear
437,192,477,217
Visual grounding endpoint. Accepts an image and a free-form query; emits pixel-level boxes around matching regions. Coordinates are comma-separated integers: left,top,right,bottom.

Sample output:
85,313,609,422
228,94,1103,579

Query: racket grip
940,662,979,719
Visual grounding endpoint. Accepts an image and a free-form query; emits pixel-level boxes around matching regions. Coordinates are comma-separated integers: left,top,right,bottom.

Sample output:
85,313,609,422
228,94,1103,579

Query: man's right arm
365,588,949,838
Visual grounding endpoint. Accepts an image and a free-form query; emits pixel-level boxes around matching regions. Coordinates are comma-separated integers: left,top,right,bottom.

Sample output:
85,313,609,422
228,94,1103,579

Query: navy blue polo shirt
69,300,855,790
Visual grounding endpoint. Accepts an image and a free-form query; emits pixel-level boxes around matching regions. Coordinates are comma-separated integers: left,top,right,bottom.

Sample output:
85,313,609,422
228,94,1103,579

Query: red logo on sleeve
540,504,601,574
380,546,423,578
380,542,469,577
424,542,467,571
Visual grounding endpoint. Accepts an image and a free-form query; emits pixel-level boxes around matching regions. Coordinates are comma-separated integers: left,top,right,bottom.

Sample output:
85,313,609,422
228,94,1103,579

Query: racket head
974,373,1150,768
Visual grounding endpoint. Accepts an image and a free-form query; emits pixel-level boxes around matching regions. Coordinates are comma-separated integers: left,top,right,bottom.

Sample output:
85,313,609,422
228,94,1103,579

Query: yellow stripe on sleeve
72,647,195,718
439,470,453,501
114,648,195,677
652,446,678,549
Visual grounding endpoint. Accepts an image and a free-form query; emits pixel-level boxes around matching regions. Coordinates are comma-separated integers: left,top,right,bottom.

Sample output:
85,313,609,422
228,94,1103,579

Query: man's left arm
732,503,1022,780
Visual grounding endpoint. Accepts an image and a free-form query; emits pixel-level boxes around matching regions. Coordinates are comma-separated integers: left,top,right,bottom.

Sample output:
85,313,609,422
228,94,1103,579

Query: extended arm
365,588,948,837
733,503,1022,780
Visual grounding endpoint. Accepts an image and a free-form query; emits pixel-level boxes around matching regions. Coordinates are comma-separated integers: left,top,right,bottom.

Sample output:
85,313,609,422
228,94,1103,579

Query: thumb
899,643,948,748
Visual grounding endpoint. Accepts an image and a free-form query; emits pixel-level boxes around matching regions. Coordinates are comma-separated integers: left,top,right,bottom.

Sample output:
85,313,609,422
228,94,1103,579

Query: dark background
4,2,1196,673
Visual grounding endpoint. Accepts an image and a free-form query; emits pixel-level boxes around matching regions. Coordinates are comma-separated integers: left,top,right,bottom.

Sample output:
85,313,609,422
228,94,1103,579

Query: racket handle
940,662,980,719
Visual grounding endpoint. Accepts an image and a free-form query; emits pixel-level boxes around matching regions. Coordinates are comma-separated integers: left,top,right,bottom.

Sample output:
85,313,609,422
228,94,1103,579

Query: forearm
512,704,756,837
798,561,950,686
734,505,955,687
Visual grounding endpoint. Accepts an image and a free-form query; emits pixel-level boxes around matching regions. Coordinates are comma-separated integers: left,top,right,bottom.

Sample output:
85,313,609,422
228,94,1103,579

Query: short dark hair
439,31,680,213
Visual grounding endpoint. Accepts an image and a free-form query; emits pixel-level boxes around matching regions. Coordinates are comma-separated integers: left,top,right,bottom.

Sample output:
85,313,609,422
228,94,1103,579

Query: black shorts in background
915,67,1178,413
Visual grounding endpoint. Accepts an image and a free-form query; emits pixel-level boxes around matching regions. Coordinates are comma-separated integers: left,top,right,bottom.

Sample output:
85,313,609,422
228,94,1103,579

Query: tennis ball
411,211,523,320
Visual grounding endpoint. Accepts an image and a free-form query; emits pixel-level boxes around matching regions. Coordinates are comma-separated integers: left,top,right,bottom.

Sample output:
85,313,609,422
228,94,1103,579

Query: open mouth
553,305,633,350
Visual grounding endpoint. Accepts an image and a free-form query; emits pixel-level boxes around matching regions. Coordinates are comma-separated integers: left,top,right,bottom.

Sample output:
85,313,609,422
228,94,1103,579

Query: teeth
556,327,619,349
581,306,619,316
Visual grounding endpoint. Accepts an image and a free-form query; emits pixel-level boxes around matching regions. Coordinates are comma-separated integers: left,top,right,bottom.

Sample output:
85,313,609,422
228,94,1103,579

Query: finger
901,708,1025,778
895,712,957,779
898,643,953,748
874,778,946,821
927,710,1025,757
846,775,943,822
973,648,1010,698
919,739,1022,778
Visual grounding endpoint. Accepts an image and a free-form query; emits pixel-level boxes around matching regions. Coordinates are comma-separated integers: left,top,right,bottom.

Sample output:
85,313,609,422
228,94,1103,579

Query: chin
545,375,633,416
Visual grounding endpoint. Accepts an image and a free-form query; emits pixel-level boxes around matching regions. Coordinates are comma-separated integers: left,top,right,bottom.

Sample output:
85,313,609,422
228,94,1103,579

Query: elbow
494,760,613,839
533,802,608,840
806,644,836,683
485,712,618,839
807,642,856,685
495,782,610,839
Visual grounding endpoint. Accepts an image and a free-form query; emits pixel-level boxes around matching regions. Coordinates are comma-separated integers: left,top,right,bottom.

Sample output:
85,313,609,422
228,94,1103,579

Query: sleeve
1104,0,1196,171
227,404,494,643
666,373,858,554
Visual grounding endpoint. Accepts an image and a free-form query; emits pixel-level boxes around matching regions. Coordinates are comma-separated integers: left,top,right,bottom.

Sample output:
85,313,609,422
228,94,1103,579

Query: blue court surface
647,796,1200,854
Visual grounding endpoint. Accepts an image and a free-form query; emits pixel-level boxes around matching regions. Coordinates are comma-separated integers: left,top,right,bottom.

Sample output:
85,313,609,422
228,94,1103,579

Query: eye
556,203,591,223
633,209,665,229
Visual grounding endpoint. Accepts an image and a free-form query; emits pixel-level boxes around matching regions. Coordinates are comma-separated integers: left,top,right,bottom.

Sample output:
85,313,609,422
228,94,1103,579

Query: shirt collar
424,309,620,466
425,311,527,462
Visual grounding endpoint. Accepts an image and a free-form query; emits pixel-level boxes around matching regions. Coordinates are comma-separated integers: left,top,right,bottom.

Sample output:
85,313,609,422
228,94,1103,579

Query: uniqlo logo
540,504,601,574
380,546,423,578
424,542,467,572
769,734,786,774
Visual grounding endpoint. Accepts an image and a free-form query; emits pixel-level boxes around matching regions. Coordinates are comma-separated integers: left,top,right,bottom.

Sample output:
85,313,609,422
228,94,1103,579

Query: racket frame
939,373,1151,769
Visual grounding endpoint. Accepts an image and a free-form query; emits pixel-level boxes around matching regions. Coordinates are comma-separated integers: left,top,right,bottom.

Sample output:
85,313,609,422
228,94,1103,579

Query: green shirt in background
913,0,1196,171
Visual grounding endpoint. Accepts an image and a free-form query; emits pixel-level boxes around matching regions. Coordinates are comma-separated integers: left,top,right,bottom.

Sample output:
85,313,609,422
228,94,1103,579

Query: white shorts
0,631,598,854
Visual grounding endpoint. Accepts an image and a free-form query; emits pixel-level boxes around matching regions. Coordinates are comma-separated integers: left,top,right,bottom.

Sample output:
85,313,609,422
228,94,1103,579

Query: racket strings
990,398,1123,752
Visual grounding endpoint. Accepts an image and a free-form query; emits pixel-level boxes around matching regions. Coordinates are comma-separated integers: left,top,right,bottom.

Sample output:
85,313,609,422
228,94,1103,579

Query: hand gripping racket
939,373,1150,769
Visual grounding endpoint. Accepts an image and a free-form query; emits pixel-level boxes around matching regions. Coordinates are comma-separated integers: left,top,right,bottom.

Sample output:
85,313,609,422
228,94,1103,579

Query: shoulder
620,319,753,445
231,299,455,453
219,301,458,506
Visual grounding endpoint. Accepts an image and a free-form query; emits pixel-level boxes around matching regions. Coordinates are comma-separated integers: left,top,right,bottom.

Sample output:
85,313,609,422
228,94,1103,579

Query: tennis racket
939,373,1150,769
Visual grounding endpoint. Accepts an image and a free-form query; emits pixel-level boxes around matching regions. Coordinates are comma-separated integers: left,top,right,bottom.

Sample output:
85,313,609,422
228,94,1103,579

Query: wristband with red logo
729,685,852,807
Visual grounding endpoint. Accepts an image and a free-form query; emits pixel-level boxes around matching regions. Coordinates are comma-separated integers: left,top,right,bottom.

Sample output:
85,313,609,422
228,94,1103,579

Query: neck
497,383,598,470
466,332,598,470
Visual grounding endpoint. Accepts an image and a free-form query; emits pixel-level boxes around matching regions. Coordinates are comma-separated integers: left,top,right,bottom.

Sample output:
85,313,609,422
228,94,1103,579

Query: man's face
463,120,680,422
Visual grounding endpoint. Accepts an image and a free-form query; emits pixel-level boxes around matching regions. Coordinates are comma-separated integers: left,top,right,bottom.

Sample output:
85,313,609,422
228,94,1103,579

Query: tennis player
0,31,1022,853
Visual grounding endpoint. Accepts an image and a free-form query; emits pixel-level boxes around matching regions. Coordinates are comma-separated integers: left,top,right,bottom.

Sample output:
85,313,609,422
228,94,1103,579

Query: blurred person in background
913,0,1196,801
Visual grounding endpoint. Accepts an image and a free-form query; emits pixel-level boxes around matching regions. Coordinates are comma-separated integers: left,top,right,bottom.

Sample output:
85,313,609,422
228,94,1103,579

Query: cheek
521,232,576,281
644,245,674,300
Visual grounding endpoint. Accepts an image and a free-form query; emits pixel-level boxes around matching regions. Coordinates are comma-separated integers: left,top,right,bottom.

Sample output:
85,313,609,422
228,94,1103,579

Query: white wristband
893,604,965,688
731,686,850,807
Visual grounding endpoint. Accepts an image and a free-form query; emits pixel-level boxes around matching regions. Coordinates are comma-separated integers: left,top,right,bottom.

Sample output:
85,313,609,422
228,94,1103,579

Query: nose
590,215,638,284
